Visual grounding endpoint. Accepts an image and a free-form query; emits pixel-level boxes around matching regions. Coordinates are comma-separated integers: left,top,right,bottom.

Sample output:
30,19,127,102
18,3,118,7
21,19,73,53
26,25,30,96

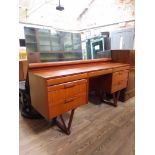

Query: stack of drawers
47,79,87,119
101,68,129,94
111,49,135,101
111,70,129,93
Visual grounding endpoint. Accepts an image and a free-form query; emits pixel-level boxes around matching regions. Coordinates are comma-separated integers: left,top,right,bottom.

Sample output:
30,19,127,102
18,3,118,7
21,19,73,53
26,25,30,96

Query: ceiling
19,0,135,31
19,0,94,30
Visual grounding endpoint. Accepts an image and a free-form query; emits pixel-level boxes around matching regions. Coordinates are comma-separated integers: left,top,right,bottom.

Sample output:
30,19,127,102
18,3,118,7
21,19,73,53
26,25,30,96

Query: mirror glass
24,27,111,63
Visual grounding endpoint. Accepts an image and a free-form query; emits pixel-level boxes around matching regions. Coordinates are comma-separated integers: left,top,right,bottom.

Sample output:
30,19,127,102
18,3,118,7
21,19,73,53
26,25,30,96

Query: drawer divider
65,97,75,103
64,84,76,89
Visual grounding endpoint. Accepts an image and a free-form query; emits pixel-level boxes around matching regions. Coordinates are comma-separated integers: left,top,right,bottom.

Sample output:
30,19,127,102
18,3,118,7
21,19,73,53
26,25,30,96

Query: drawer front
48,89,65,106
119,80,128,90
88,69,112,77
65,82,87,99
113,66,130,72
48,79,87,106
47,73,87,86
112,70,129,85
111,70,129,93
111,80,128,93
48,94,87,119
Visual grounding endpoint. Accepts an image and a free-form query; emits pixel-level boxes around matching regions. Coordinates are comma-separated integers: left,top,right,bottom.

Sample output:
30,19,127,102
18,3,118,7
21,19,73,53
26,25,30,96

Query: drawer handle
65,84,76,89
65,98,75,103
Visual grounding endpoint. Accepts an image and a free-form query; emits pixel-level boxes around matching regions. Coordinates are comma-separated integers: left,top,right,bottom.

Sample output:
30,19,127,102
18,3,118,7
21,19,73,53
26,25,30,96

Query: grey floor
20,97,135,155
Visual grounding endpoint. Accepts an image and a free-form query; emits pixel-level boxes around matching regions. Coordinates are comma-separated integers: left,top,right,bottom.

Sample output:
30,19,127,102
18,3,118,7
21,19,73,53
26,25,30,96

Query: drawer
119,80,128,90
113,66,130,72
88,69,112,77
47,73,87,86
111,80,128,93
65,82,87,99
47,79,87,91
112,70,129,85
48,94,87,119
48,89,65,106
48,79,87,106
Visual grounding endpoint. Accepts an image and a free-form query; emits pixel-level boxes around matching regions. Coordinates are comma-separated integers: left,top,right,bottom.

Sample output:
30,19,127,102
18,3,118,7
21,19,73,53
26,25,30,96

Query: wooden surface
111,50,135,67
29,58,112,69
29,62,129,79
47,73,87,86
19,60,28,81
20,97,135,155
29,59,130,120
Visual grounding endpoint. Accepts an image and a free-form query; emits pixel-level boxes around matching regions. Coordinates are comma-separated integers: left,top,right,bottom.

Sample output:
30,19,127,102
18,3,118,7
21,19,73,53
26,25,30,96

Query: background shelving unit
24,27,82,62
24,27,38,52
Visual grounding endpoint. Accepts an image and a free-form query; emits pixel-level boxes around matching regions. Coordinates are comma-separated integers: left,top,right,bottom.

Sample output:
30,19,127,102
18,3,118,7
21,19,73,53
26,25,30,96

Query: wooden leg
113,91,120,107
102,91,120,107
54,109,75,135
67,109,75,131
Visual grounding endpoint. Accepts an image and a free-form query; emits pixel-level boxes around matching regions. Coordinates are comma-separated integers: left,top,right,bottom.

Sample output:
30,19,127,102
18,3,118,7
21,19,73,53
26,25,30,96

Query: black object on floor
19,74,43,119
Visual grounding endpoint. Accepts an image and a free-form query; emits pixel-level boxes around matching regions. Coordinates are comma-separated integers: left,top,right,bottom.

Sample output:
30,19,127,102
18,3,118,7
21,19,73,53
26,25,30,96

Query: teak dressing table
28,58,130,134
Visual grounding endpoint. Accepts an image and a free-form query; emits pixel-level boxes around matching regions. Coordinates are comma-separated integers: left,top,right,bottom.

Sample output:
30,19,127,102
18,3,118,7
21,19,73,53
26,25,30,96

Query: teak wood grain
28,58,130,121
47,73,87,86
29,58,112,69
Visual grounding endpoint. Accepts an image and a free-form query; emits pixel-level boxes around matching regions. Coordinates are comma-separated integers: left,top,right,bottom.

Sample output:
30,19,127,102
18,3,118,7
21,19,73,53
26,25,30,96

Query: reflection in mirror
24,27,111,63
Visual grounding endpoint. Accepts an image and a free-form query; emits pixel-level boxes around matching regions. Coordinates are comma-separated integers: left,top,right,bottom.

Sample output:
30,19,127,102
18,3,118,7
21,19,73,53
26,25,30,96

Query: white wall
78,0,135,30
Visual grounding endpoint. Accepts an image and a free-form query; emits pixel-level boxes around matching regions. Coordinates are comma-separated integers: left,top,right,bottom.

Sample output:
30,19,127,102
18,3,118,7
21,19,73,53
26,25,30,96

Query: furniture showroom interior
19,0,135,154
